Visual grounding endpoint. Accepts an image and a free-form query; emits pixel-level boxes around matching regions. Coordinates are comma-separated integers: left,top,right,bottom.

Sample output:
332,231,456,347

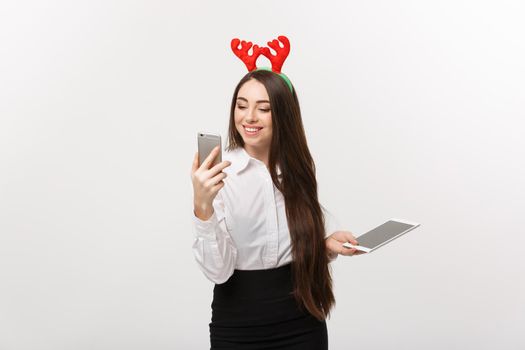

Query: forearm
192,210,238,284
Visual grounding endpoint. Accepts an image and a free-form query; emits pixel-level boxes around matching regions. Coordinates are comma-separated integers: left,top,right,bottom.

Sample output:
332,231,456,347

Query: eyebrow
236,97,270,104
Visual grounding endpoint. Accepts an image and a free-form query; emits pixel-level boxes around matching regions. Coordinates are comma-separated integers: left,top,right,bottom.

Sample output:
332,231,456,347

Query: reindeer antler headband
231,35,293,92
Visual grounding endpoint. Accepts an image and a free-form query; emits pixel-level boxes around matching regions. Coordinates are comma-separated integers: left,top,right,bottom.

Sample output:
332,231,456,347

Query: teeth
245,127,261,132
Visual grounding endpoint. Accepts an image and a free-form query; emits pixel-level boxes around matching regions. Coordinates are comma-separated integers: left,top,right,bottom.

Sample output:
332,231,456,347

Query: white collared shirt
192,147,341,284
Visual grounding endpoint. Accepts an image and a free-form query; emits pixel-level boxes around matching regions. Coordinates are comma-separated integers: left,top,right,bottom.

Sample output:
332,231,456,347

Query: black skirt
209,264,328,350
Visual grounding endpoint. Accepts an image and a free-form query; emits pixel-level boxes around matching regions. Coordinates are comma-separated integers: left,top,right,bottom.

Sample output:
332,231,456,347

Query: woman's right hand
191,146,231,220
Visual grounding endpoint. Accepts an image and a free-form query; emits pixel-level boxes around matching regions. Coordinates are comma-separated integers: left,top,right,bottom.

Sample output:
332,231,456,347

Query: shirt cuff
193,210,219,240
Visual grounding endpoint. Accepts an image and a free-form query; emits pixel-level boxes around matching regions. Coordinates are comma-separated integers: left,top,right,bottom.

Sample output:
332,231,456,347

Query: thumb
345,232,358,245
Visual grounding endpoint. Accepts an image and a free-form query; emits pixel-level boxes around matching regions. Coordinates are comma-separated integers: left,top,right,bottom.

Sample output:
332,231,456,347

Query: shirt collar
228,147,282,176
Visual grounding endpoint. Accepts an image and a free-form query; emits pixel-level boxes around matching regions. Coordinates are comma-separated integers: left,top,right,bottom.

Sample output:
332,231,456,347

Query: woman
190,38,362,350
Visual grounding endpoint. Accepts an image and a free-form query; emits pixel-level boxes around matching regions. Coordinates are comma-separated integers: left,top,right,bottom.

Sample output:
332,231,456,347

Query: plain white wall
1,0,524,349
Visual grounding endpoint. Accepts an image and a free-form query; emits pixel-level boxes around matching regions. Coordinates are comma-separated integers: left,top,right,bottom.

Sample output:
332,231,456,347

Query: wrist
194,202,214,221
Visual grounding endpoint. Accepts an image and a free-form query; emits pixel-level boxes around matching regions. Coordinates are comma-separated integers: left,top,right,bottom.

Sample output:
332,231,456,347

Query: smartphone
197,132,222,168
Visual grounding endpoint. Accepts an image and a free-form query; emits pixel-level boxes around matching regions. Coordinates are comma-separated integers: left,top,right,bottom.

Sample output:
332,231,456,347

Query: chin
246,139,270,149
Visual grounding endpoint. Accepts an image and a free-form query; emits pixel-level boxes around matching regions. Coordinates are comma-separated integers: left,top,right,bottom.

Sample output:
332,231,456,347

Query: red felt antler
231,38,263,72
261,36,290,74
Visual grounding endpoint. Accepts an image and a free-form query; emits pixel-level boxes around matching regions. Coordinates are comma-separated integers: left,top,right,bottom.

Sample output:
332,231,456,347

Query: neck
244,144,269,168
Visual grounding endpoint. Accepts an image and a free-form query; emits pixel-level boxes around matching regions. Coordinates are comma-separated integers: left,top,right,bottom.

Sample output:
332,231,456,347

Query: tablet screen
357,220,416,249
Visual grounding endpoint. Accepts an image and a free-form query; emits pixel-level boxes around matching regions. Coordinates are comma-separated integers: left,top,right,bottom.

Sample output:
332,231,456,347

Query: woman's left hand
326,231,366,257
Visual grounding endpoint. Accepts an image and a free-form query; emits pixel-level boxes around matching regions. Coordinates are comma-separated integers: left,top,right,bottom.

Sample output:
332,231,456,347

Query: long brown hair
226,70,335,320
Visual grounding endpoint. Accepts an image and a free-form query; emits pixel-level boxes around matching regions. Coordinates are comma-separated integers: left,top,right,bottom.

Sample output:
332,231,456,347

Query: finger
331,231,358,245
206,172,227,187
328,231,344,240
340,246,357,257
212,180,225,190
326,238,355,257
325,236,340,255
345,232,358,246
191,152,199,174
208,180,225,195
207,160,232,177
200,146,220,170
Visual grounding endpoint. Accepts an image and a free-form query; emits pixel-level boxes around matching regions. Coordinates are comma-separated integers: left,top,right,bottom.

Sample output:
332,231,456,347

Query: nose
244,108,258,122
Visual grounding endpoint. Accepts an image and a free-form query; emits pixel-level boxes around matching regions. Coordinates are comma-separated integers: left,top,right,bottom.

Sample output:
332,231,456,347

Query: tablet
342,218,420,253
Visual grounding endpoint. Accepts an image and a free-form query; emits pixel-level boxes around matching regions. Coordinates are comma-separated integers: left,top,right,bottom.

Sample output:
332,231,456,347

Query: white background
1,1,524,349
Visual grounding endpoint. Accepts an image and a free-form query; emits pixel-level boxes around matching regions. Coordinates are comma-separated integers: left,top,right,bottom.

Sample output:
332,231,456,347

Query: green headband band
255,67,293,93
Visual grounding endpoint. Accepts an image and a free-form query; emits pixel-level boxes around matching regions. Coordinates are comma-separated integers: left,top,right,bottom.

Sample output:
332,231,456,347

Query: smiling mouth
243,125,263,135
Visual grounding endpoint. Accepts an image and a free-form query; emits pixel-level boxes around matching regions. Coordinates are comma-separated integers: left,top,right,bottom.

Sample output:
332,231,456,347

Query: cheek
234,117,245,136
234,113,243,126
264,115,272,131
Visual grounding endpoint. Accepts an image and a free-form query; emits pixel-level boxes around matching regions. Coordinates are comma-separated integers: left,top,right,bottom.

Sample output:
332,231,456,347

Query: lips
243,125,263,136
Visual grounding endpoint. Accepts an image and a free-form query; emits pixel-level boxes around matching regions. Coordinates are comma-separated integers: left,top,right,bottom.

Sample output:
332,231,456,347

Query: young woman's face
234,79,273,152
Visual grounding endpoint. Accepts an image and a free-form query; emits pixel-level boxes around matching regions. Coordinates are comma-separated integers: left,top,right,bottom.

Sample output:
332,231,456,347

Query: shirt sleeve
192,190,238,284
322,205,343,262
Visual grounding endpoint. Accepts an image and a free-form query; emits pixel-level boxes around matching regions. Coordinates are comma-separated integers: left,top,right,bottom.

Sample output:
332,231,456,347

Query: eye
237,105,247,110
259,108,270,112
